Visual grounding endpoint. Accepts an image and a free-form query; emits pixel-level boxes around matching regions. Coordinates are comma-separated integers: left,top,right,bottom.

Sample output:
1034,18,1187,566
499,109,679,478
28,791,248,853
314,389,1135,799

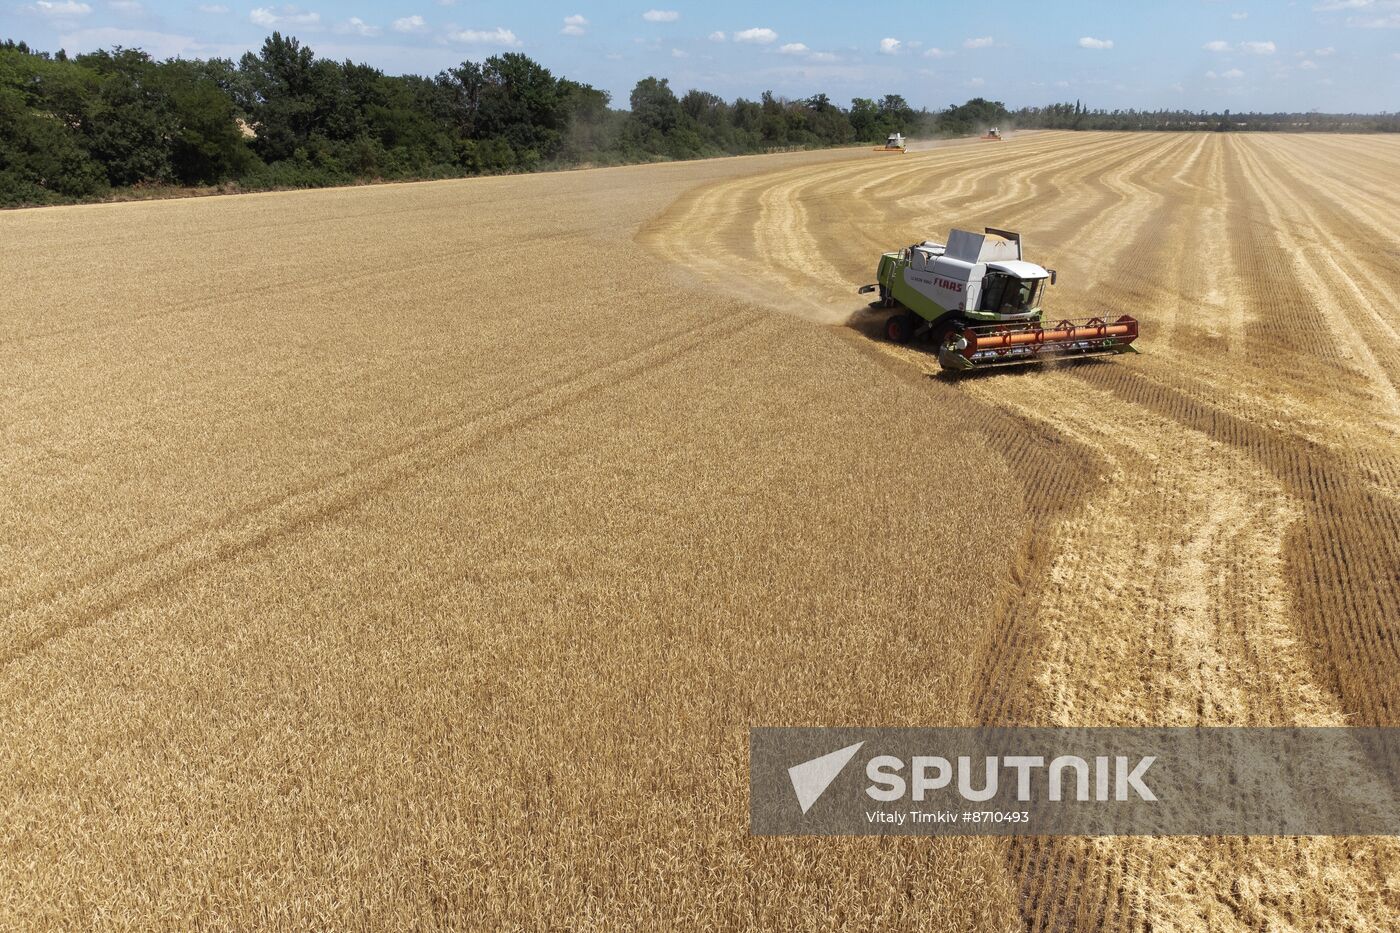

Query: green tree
628,76,681,134
161,59,258,184
476,53,568,166
0,45,106,202
939,97,1009,136
77,48,175,185
878,94,915,134
238,32,318,162
850,97,879,140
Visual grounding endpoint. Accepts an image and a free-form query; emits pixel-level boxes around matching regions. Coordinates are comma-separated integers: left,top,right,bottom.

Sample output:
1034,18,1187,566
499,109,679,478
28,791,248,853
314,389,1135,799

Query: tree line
1012,99,1400,133
1,35,1395,207
0,34,928,206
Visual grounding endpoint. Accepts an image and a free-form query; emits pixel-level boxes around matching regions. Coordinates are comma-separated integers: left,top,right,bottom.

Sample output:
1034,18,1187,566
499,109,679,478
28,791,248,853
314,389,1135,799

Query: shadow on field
925,355,1113,383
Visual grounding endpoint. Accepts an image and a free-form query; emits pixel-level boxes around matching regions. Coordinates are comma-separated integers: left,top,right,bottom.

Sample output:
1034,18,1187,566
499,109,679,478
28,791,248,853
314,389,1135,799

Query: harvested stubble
2,131,1398,930
647,130,1400,929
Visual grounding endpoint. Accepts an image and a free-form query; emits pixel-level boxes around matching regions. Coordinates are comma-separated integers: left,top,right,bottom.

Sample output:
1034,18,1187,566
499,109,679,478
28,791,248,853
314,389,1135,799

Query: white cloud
1078,36,1113,49
778,42,809,54
447,26,520,45
249,6,319,28
57,25,206,57
108,0,142,13
336,16,379,37
1300,58,1319,68
561,13,587,36
670,47,687,58
708,30,725,41
968,76,985,87
808,50,838,62
1232,11,1248,19
923,46,949,58
879,37,901,54
1315,0,1400,27
1203,39,1232,51
28,0,92,16
1218,67,1245,78
642,9,679,22
1240,40,1276,53
1315,46,1336,54
734,27,777,44
197,4,227,12
392,14,426,33
964,36,993,48
1351,13,1400,26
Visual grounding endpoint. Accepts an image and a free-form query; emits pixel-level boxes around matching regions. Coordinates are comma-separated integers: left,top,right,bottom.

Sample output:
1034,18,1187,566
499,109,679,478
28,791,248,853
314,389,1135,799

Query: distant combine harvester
874,132,907,153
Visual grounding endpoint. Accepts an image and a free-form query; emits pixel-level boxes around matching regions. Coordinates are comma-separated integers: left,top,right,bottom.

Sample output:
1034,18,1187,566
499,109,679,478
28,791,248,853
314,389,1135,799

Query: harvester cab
858,228,1138,372
982,126,1003,141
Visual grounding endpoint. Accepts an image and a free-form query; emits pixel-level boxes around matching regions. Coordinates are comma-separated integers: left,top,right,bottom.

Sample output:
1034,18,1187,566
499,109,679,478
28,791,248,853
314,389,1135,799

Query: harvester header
859,228,1139,372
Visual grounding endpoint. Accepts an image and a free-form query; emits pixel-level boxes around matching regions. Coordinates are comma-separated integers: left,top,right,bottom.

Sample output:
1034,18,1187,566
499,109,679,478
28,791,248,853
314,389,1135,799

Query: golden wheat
2,132,1398,930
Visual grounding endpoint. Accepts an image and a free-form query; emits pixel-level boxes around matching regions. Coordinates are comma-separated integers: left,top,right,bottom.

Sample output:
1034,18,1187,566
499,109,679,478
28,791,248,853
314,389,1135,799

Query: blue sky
3,1,1398,112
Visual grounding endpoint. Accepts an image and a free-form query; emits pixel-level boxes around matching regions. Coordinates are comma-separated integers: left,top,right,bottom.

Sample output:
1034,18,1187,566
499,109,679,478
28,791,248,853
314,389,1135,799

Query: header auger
859,228,1140,373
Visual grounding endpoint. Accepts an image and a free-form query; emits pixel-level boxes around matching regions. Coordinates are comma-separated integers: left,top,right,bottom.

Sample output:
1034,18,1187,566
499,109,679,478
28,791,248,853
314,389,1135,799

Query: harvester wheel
885,313,918,343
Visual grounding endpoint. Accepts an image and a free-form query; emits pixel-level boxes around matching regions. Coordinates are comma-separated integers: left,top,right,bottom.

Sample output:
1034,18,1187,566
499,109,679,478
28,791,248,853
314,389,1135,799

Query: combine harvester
874,132,907,153
981,126,1003,141
859,228,1139,373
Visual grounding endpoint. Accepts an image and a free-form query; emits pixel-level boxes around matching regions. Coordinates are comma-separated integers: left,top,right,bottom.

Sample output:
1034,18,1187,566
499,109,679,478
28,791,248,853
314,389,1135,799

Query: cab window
982,274,1043,313
980,274,1008,311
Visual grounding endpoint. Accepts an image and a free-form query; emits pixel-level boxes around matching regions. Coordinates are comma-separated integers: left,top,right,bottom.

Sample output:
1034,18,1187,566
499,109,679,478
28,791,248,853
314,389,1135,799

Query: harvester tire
885,313,917,343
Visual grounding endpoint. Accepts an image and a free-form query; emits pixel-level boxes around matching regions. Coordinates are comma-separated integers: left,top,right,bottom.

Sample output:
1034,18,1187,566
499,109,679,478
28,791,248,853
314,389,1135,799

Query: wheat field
2,131,1398,929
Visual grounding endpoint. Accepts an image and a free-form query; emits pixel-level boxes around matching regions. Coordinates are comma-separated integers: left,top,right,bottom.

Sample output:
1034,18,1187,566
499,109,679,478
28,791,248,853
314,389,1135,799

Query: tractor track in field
643,131,1400,931
952,131,1394,931
641,132,1144,323
1228,140,1400,415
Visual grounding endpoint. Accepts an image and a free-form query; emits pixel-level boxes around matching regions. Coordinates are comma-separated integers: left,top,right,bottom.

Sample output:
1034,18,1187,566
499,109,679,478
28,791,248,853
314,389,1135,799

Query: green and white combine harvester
859,228,1139,372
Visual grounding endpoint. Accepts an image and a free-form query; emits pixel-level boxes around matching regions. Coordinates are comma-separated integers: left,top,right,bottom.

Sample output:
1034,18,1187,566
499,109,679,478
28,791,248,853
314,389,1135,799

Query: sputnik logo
787,742,865,814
